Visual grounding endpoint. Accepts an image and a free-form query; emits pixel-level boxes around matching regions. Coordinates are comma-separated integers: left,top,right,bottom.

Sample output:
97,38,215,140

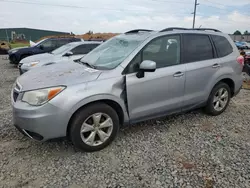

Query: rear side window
211,35,233,57
183,34,214,63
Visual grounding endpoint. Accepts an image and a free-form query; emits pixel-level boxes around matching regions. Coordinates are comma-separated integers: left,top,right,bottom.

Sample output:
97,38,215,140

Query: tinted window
90,44,100,50
183,34,214,63
40,39,57,48
126,35,180,73
51,43,73,55
71,44,96,55
57,39,69,47
211,35,233,57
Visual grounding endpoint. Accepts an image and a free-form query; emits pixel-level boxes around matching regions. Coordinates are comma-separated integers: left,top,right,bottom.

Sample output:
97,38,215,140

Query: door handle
212,63,221,68
173,71,184,77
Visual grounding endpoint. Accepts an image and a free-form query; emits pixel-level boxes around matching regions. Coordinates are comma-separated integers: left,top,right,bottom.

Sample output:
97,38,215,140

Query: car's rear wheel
69,103,119,152
205,82,231,116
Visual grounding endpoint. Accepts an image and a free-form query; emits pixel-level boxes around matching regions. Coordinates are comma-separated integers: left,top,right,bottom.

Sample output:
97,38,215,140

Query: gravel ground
1,55,250,188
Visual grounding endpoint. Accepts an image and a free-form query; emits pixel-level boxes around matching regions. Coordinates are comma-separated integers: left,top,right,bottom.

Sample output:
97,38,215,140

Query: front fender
68,94,129,123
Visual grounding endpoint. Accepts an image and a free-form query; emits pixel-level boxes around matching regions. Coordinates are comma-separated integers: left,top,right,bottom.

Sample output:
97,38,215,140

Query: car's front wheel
205,82,231,116
70,103,119,152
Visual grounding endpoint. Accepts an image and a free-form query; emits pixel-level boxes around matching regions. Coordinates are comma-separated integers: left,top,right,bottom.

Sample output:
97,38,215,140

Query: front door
125,34,186,122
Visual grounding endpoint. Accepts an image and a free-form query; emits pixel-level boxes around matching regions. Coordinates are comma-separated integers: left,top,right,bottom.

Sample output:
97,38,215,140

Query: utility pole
192,0,199,28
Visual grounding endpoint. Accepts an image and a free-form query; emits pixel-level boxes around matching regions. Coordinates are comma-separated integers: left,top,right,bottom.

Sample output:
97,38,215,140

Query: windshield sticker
84,68,99,73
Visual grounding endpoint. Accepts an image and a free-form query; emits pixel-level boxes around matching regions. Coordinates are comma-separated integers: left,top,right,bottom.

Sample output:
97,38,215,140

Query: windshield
80,35,145,69
51,43,74,55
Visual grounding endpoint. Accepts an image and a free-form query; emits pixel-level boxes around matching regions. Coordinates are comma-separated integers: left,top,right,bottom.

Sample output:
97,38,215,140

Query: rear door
125,34,186,121
182,34,220,109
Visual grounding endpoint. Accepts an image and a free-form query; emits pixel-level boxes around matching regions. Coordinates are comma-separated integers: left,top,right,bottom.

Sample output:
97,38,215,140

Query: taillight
237,56,244,66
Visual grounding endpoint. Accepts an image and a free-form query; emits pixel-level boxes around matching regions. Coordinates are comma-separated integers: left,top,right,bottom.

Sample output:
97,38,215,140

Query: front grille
13,91,19,102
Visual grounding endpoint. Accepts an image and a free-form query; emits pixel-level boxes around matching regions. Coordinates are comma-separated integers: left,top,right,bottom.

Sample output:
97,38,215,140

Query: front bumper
9,54,20,64
12,99,69,141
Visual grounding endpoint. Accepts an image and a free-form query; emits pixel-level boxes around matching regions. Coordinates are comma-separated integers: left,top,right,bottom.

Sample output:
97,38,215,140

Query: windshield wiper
79,61,96,69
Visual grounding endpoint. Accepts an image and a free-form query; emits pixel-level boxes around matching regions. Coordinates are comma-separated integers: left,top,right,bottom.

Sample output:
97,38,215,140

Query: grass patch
10,43,29,49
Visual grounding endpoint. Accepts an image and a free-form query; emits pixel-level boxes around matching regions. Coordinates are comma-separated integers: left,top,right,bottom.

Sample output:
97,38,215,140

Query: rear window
183,34,214,63
211,35,233,57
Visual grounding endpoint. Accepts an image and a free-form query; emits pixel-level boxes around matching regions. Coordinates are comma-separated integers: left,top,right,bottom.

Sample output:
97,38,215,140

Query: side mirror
136,60,156,78
39,45,44,50
64,51,73,57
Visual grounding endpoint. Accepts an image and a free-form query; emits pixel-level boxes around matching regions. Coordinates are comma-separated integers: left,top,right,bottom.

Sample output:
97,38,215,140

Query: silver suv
12,28,243,152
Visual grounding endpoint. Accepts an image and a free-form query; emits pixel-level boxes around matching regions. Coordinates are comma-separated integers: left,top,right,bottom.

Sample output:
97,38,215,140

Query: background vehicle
12,28,242,152
242,42,250,49
18,41,101,74
8,37,82,64
235,41,245,49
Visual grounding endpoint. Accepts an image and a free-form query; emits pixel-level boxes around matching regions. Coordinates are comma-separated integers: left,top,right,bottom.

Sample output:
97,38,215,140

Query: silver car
18,41,101,74
12,28,243,152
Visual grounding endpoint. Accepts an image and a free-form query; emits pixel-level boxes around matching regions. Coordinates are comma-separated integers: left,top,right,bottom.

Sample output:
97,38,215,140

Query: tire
20,54,30,60
69,103,119,152
204,82,231,116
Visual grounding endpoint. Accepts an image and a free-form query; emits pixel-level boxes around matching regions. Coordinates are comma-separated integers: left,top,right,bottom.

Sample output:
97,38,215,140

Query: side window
183,34,214,63
57,39,69,47
41,39,57,48
126,35,181,73
142,35,180,69
71,45,90,55
90,44,100,51
211,35,233,57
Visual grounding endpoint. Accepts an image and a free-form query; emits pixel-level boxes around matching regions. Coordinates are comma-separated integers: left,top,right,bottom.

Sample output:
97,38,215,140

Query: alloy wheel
213,88,229,112
80,113,113,146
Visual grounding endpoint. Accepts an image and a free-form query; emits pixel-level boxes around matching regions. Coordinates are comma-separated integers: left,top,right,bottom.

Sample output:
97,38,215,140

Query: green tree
244,30,249,35
233,30,242,35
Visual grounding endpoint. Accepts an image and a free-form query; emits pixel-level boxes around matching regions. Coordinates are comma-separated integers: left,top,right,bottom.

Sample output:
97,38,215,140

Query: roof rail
191,28,221,32
160,27,221,32
125,29,153,34
160,27,188,32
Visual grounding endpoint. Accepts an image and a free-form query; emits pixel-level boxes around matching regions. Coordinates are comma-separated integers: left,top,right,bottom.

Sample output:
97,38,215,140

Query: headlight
10,50,18,53
22,86,65,106
27,61,39,67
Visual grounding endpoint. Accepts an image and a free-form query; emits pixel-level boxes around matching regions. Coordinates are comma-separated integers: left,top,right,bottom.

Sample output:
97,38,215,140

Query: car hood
8,46,29,53
20,53,55,64
17,62,102,91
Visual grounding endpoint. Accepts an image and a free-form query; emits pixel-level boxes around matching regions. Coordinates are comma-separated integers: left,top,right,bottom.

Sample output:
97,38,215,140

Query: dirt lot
1,55,250,188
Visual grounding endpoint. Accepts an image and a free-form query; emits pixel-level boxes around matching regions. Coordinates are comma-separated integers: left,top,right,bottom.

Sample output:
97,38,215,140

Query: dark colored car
8,37,81,64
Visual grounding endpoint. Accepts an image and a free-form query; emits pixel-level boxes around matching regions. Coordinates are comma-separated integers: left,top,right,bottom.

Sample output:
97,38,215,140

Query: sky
0,0,250,34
